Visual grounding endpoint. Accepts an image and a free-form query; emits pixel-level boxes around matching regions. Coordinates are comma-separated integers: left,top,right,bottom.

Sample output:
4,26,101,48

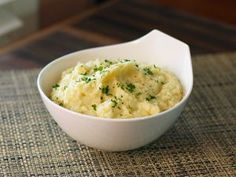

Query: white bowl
37,30,193,151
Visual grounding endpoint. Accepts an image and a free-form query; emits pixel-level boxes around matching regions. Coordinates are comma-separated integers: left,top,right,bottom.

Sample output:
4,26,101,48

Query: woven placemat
0,53,235,176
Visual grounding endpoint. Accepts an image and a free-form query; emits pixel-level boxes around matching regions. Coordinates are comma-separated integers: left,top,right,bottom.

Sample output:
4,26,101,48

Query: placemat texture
0,53,235,176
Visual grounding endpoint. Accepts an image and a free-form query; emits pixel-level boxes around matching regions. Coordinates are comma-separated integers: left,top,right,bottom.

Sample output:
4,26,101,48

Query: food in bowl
38,30,193,151
51,59,183,118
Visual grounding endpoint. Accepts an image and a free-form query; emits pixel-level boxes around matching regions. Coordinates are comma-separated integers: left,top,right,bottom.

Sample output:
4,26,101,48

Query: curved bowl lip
37,35,193,123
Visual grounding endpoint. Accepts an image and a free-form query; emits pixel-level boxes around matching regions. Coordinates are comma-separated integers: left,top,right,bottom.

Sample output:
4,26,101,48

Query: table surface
1,54,235,176
0,0,236,70
0,1,236,176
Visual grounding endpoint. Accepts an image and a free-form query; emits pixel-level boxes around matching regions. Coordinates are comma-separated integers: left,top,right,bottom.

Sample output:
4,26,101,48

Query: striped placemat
0,53,235,176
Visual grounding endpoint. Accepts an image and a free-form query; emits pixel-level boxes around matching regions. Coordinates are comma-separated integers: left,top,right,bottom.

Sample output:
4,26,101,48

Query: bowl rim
37,35,193,122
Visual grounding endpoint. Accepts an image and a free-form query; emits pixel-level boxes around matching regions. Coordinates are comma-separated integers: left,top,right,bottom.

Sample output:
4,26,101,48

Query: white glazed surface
37,30,193,151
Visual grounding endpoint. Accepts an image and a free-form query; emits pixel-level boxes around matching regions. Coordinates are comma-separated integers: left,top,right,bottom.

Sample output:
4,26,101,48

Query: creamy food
51,59,183,118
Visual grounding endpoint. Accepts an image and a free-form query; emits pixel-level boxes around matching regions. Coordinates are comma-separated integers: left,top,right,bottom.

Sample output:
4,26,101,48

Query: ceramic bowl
37,30,193,151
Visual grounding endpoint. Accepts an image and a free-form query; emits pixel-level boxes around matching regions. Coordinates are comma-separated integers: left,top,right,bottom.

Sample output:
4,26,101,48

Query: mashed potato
51,59,183,118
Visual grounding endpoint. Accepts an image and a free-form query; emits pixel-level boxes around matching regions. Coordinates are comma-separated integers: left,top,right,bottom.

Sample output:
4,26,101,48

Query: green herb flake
92,104,97,111
59,103,63,106
104,59,113,65
124,59,130,62
94,65,104,72
117,82,125,90
111,99,118,108
80,72,87,75
120,59,131,63
126,83,136,93
81,77,92,83
101,85,109,95
146,95,156,101
143,67,153,75
52,84,60,89
136,92,142,96
64,86,67,90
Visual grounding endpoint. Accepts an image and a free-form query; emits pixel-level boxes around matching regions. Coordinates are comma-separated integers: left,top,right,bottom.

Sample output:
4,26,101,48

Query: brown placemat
0,53,235,176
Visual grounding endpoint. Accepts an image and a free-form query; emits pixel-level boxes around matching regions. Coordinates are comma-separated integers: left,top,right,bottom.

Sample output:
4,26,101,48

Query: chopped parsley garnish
52,84,60,89
135,64,139,68
111,99,118,108
59,103,63,106
104,59,113,65
120,59,131,63
81,77,92,83
101,85,109,95
80,72,87,75
92,104,97,111
124,59,130,62
146,95,156,101
143,67,153,75
117,82,125,90
94,65,104,72
126,83,135,93
136,92,142,96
